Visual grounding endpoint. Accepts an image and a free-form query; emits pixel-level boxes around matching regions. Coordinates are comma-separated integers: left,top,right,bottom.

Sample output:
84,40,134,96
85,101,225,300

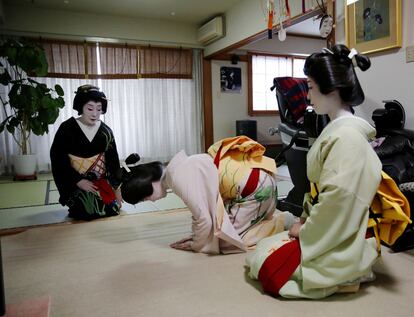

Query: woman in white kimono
246,44,383,298
118,136,295,254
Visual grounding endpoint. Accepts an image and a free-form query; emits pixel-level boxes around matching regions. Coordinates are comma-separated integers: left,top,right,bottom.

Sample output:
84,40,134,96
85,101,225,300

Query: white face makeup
319,15,333,38
306,77,329,115
80,101,102,126
145,180,167,202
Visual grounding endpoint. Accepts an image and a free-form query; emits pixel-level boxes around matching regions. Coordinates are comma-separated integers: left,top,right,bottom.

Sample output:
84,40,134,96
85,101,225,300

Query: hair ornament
322,47,334,55
348,48,359,67
121,161,131,173
121,160,141,173
329,46,352,66
348,48,358,59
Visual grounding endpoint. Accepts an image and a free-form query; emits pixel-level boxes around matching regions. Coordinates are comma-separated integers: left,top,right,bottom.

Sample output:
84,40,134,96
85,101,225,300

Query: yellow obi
207,136,276,200
310,171,412,252
369,171,412,248
68,153,106,176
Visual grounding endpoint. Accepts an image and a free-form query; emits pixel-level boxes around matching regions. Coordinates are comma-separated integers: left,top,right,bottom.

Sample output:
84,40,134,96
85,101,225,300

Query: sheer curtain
0,49,203,174
252,54,292,111
0,78,97,173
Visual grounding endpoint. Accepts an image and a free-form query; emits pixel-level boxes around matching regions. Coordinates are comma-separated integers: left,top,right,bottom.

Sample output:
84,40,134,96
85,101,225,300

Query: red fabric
214,146,223,168
285,0,291,18
275,77,308,124
241,168,260,198
258,239,301,297
94,178,116,204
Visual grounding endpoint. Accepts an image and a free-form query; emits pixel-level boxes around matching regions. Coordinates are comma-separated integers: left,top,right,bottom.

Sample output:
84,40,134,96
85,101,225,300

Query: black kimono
50,117,121,220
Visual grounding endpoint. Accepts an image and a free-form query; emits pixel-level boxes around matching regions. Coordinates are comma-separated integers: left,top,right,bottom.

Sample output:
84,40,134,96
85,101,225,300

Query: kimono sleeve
103,125,121,189
50,122,83,202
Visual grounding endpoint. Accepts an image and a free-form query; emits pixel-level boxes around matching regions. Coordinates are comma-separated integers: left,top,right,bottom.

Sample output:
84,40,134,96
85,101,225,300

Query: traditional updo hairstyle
73,84,108,115
116,153,164,204
303,44,371,106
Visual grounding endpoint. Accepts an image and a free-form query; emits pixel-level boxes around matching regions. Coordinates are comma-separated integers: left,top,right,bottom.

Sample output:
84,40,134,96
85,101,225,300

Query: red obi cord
94,178,116,204
258,239,301,297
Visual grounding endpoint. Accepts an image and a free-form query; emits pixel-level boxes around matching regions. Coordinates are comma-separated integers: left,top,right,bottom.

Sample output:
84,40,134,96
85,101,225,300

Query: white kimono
247,116,382,298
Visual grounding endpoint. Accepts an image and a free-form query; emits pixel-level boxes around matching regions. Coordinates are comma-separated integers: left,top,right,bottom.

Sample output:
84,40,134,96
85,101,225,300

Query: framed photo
345,0,402,55
220,67,242,93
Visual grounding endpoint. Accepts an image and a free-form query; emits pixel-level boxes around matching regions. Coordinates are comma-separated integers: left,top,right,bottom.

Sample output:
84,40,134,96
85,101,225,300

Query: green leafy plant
0,38,65,154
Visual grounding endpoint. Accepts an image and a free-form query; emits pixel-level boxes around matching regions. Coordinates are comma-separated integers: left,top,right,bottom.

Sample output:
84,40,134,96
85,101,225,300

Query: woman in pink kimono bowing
118,136,294,254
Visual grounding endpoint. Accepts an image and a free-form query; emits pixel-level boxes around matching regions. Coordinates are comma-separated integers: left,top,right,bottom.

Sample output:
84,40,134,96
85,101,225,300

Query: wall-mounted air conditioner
197,16,224,45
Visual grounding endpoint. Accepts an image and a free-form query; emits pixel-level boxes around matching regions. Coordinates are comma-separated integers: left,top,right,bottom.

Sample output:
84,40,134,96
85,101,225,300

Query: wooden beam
205,8,323,60
202,56,213,151
326,0,336,48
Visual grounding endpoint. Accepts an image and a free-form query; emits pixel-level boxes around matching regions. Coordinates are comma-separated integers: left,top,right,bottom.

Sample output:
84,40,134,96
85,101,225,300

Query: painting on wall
346,0,402,54
220,67,242,93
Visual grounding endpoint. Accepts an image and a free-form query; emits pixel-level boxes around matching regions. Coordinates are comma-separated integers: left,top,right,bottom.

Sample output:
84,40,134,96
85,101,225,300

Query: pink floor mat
4,296,50,317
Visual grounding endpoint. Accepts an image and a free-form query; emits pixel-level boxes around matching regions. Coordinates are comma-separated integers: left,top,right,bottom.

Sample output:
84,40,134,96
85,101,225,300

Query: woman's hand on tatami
170,236,193,251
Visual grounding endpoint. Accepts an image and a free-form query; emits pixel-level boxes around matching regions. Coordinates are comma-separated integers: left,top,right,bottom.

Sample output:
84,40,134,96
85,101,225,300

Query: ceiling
5,0,243,25
5,0,321,36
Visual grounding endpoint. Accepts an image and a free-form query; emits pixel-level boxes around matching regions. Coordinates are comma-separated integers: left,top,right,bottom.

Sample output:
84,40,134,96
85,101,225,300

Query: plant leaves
55,84,64,96
0,37,66,151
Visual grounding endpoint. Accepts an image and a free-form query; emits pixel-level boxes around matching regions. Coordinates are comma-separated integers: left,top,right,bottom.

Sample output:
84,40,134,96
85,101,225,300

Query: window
248,53,306,116
0,39,202,174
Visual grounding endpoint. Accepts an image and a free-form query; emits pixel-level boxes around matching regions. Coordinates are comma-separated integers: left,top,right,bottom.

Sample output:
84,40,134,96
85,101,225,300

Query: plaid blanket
275,77,308,125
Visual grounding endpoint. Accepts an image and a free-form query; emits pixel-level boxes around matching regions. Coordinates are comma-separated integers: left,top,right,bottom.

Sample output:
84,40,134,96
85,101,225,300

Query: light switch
406,45,414,63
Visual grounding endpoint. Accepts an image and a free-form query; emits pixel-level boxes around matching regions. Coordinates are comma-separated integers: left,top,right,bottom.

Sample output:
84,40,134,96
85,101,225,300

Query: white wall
354,0,414,129
2,4,200,47
211,60,279,145
334,1,413,129
211,36,326,145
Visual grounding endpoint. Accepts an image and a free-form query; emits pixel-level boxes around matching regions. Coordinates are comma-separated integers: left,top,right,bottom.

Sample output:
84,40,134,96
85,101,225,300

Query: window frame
247,52,307,116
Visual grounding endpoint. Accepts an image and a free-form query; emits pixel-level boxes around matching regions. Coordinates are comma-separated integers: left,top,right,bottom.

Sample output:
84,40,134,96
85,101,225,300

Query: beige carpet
2,209,414,317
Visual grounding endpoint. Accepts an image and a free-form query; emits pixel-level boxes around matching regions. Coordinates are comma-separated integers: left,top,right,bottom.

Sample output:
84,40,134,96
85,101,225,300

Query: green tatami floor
0,173,188,231
0,167,293,231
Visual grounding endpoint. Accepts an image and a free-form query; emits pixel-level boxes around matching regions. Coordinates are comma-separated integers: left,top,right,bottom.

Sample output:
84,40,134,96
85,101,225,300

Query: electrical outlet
406,45,414,63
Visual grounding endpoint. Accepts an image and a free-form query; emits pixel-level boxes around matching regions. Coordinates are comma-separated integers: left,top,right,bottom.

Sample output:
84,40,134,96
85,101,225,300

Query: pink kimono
166,137,285,254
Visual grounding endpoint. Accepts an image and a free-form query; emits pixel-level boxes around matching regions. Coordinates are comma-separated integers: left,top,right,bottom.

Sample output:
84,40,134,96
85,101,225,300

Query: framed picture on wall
220,67,242,93
345,0,402,55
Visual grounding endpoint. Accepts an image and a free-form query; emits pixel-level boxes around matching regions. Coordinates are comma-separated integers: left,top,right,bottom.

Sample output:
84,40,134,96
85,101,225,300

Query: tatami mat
0,167,293,231
121,192,187,215
0,181,48,209
2,209,414,317
0,193,186,232
0,205,70,231
46,190,60,205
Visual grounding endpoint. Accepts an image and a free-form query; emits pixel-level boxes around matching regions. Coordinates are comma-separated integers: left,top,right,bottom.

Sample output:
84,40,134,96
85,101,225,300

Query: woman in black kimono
50,85,122,220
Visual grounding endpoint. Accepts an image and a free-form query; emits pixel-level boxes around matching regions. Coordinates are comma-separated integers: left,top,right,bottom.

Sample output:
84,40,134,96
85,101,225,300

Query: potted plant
0,38,65,178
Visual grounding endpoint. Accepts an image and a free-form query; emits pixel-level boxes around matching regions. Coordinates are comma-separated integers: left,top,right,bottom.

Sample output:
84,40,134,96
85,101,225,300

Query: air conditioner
197,16,224,45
